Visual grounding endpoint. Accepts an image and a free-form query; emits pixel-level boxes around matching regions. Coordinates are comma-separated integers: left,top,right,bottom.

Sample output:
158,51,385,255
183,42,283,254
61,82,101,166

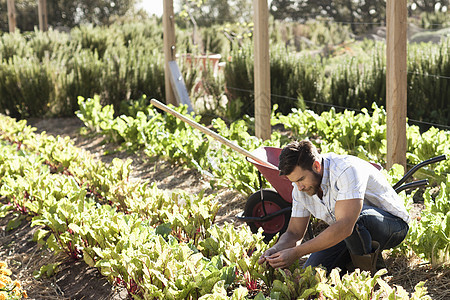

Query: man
258,140,410,274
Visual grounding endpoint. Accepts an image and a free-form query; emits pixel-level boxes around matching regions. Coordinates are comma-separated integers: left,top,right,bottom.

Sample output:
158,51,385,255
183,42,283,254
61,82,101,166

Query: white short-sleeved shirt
291,153,410,225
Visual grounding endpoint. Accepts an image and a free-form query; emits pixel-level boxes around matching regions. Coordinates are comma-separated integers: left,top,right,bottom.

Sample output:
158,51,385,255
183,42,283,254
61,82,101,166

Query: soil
1,117,449,299
1,117,246,299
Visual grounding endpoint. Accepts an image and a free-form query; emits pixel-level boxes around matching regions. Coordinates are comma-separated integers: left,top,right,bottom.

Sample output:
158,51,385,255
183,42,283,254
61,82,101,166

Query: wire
332,21,384,26
193,14,449,27
226,86,450,130
226,86,253,94
273,93,368,113
407,119,450,130
193,18,449,30
228,86,371,113
408,22,450,29
227,86,367,113
407,71,450,80
226,87,450,172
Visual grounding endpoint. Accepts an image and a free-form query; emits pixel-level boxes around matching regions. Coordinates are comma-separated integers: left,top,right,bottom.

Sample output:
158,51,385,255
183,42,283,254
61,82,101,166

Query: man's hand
258,217,309,266
258,247,279,265
265,247,301,269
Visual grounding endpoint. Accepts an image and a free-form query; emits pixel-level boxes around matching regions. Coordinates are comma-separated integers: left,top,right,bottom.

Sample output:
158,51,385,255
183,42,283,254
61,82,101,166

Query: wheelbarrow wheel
244,189,291,243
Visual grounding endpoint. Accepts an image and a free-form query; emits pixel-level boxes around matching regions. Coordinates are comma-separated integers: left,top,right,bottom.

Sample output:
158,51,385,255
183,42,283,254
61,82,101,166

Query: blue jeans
304,205,409,272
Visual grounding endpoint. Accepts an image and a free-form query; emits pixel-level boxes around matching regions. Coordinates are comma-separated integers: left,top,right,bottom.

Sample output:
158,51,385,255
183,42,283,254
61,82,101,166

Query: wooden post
253,0,271,140
6,0,16,33
386,0,407,171
38,0,48,31
163,0,177,106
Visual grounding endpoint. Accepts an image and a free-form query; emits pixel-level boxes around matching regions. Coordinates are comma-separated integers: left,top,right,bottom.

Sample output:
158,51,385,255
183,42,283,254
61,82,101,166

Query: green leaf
6,217,23,231
0,204,13,218
299,287,319,299
33,263,59,279
230,287,249,300
68,223,82,233
272,279,291,299
83,250,96,267
220,265,236,286
211,279,227,296
268,291,282,300
33,229,50,244
199,273,221,294
156,223,173,240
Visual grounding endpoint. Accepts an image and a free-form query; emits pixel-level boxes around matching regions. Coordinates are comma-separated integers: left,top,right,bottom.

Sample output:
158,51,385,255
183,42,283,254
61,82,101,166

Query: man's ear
312,160,321,173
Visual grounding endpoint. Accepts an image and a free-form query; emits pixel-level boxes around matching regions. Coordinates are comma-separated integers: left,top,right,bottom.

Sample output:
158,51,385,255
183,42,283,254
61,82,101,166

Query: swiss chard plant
0,105,445,299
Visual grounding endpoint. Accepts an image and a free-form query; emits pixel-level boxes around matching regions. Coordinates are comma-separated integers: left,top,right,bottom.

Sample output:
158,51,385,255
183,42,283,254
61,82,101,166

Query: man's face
286,164,322,196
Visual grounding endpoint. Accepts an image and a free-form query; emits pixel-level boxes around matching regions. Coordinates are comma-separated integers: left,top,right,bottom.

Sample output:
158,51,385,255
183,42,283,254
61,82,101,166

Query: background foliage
0,1,448,128
0,0,143,32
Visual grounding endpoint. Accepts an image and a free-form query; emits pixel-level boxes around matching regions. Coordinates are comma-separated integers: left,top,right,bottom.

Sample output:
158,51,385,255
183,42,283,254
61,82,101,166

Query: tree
48,0,139,27
410,0,449,13
177,0,252,27
0,0,38,32
269,0,449,32
269,0,386,33
0,0,139,32
269,0,298,21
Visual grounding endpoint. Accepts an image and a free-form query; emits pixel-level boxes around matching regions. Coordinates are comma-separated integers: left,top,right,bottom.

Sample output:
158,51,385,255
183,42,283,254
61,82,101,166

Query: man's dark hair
278,140,321,176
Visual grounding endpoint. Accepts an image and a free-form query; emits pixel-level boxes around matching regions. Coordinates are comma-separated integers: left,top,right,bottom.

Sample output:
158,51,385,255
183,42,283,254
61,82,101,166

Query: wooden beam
151,98,278,170
163,0,177,106
38,0,48,31
386,0,407,171
6,0,16,33
253,0,271,140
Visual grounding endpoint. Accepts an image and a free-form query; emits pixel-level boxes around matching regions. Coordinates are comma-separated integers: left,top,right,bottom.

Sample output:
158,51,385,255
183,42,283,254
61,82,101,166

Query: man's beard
304,171,322,196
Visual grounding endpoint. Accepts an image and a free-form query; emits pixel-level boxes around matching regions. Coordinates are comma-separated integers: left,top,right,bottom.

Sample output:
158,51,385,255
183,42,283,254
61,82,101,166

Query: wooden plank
168,61,194,113
38,0,48,31
386,0,407,171
253,0,271,140
150,98,278,169
163,0,177,106
6,0,16,33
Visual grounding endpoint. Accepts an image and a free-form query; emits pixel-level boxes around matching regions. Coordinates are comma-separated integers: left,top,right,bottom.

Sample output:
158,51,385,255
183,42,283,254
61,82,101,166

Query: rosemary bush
0,20,448,127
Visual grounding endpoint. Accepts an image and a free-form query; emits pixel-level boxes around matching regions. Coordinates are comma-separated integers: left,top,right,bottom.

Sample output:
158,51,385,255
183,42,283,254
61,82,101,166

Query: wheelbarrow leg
258,171,268,216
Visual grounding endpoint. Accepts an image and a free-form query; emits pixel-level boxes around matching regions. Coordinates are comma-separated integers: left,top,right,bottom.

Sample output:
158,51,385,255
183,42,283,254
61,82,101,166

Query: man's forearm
273,230,304,251
295,220,350,257
297,199,362,257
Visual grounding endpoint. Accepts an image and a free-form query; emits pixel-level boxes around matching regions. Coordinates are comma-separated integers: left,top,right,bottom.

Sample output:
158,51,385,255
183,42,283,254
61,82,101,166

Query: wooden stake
163,0,177,106
253,0,271,141
38,0,48,31
6,0,16,33
386,0,407,171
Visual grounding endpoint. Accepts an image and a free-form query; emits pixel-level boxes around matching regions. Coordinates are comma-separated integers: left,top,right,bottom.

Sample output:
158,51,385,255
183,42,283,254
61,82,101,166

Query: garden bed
0,116,448,299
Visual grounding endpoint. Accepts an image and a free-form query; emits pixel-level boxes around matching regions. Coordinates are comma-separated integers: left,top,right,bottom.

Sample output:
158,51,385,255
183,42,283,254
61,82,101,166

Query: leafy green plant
419,12,450,29
33,263,60,279
1,102,447,299
407,177,450,267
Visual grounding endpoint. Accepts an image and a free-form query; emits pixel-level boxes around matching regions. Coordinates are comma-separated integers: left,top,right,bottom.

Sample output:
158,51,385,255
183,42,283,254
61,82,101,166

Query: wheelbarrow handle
150,99,278,170
394,179,429,193
392,154,447,190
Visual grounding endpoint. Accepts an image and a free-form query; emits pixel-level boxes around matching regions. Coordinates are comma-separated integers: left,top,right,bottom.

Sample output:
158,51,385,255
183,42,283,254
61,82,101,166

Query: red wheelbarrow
150,99,447,242
235,147,294,242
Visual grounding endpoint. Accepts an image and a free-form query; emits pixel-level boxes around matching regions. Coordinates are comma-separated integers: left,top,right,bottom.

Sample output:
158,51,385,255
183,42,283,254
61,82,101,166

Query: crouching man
258,140,410,274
